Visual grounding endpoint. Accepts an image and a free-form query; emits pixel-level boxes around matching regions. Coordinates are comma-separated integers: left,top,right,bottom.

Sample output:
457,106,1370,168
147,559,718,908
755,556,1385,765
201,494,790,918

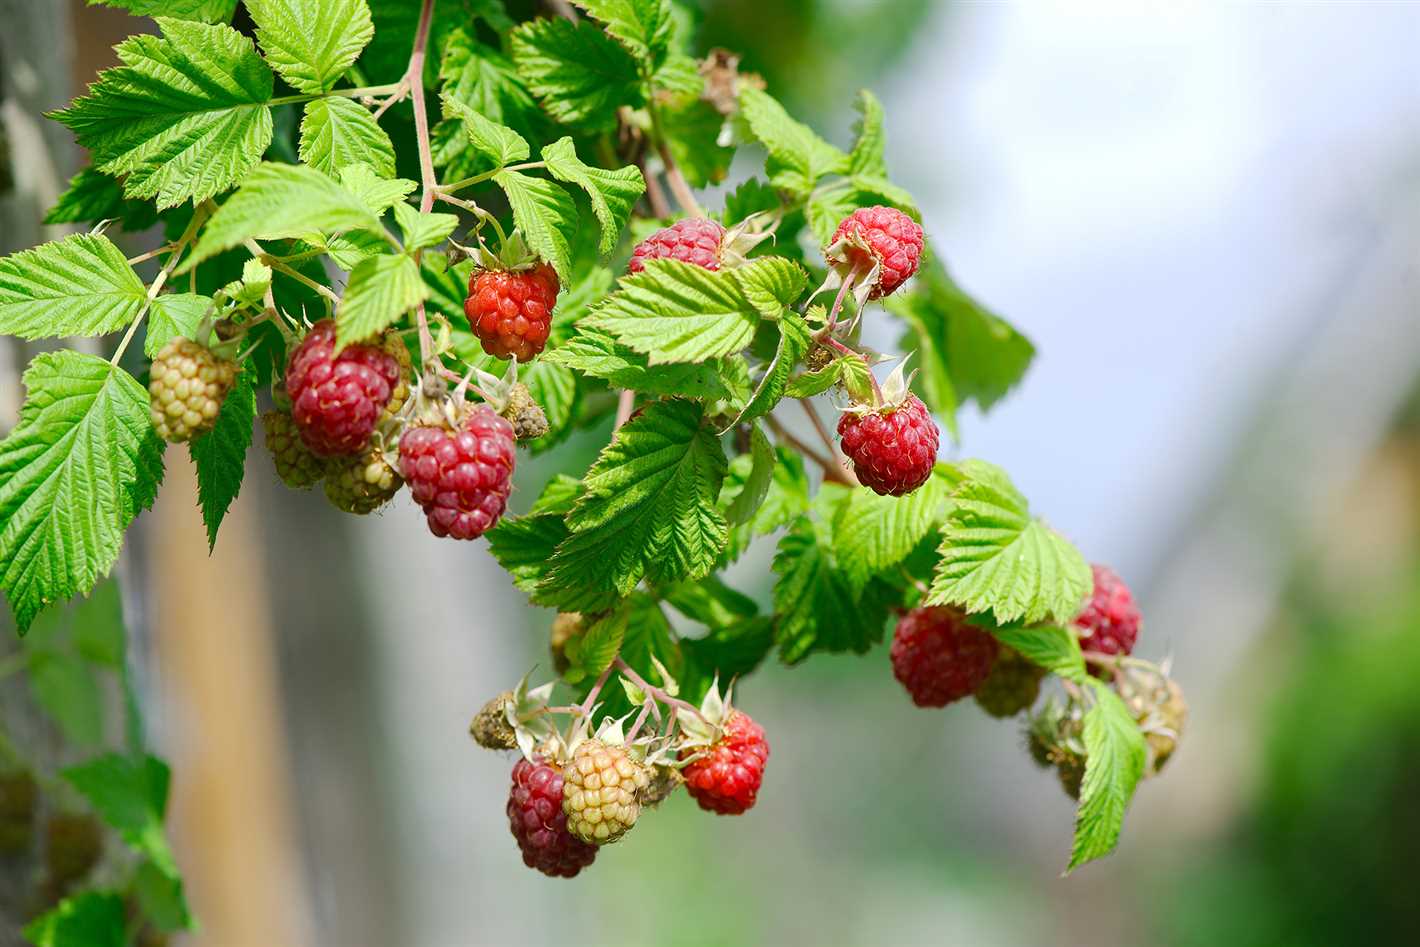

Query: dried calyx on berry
676,680,770,816
1111,658,1187,776
1026,699,1088,800
462,232,560,363
836,359,940,497
499,382,549,442
471,675,559,757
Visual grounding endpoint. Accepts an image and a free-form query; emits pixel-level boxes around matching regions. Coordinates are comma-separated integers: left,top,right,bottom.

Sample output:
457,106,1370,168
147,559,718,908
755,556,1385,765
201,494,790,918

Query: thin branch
647,102,701,216
406,0,440,369
613,658,704,721
765,414,854,486
613,389,636,431
579,662,616,717
111,205,207,365
639,153,671,218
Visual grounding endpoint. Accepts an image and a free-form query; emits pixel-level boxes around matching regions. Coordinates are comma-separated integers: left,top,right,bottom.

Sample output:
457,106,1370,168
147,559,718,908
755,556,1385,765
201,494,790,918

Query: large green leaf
189,369,256,550
336,252,427,346
771,513,893,663
573,0,675,65
0,235,147,341
0,354,164,633
442,95,529,168
87,0,237,20
541,137,645,255
63,753,179,876
582,257,806,365
509,17,644,131
299,96,396,178
926,460,1091,626
188,161,384,266
543,329,736,399
539,401,728,611
247,0,374,94
493,169,578,282
737,87,849,196
834,467,952,591
51,18,274,208
24,891,127,947
1069,679,1148,870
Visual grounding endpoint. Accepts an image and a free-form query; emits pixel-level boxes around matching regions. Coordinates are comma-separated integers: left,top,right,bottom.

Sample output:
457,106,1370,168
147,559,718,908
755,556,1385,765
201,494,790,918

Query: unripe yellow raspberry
561,739,650,844
147,337,236,442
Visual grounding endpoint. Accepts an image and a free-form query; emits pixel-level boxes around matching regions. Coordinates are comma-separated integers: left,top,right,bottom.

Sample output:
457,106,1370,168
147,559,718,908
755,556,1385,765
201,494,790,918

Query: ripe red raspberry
890,607,999,707
147,337,237,442
627,218,726,274
397,406,516,540
285,320,401,456
466,264,559,362
837,394,939,496
507,758,598,878
681,710,769,815
829,205,924,298
1076,564,1141,657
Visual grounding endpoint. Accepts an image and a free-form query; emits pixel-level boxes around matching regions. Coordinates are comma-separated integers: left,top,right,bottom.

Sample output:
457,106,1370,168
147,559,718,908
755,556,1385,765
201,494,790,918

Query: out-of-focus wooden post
148,457,312,947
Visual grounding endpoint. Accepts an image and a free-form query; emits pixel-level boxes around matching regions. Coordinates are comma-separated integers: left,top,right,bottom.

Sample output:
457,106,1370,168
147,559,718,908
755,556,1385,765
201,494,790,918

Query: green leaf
493,169,578,282
248,0,374,94
573,0,675,65
299,95,396,178
51,18,274,208
926,460,1091,626
0,235,147,342
340,163,418,214
737,87,849,196
539,401,728,611
851,173,917,211
736,310,810,422
26,650,104,746
336,252,427,346
835,468,952,591
487,512,570,597
784,360,842,398
132,859,192,932
543,329,735,399
189,369,255,550
145,294,212,357
392,204,458,253
188,162,384,267
441,94,530,168
0,354,164,633
771,515,892,663
725,423,774,526
541,137,645,255
24,891,127,947
510,17,644,131
983,621,1086,682
889,256,1035,432
566,607,627,680
86,0,237,21
663,575,757,628
583,257,805,364
848,89,887,177
1069,680,1148,871
44,167,158,230
661,97,734,188
63,753,179,875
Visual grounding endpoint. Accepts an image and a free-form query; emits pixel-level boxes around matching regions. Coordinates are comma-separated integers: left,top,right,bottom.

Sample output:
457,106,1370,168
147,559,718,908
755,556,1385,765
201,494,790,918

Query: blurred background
4,1,1420,945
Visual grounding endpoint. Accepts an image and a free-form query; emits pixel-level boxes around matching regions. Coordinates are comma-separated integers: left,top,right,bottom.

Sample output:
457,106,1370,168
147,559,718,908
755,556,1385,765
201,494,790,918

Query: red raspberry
1076,564,1141,657
681,710,769,815
397,406,515,540
890,607,999,707
285,320,401,456
829,205,924,298
836,394,939,496
627,218,725,274
466,264,559,362
507,758,598,878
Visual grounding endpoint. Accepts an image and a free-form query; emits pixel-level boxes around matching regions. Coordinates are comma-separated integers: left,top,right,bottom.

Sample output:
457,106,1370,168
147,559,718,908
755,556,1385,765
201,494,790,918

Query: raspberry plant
0,0,1188,932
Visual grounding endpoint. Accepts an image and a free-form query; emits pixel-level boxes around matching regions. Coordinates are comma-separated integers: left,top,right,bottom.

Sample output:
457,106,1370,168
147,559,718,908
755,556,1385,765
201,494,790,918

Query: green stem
267,82,404,108
111,205,207,365
440,161,544,195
